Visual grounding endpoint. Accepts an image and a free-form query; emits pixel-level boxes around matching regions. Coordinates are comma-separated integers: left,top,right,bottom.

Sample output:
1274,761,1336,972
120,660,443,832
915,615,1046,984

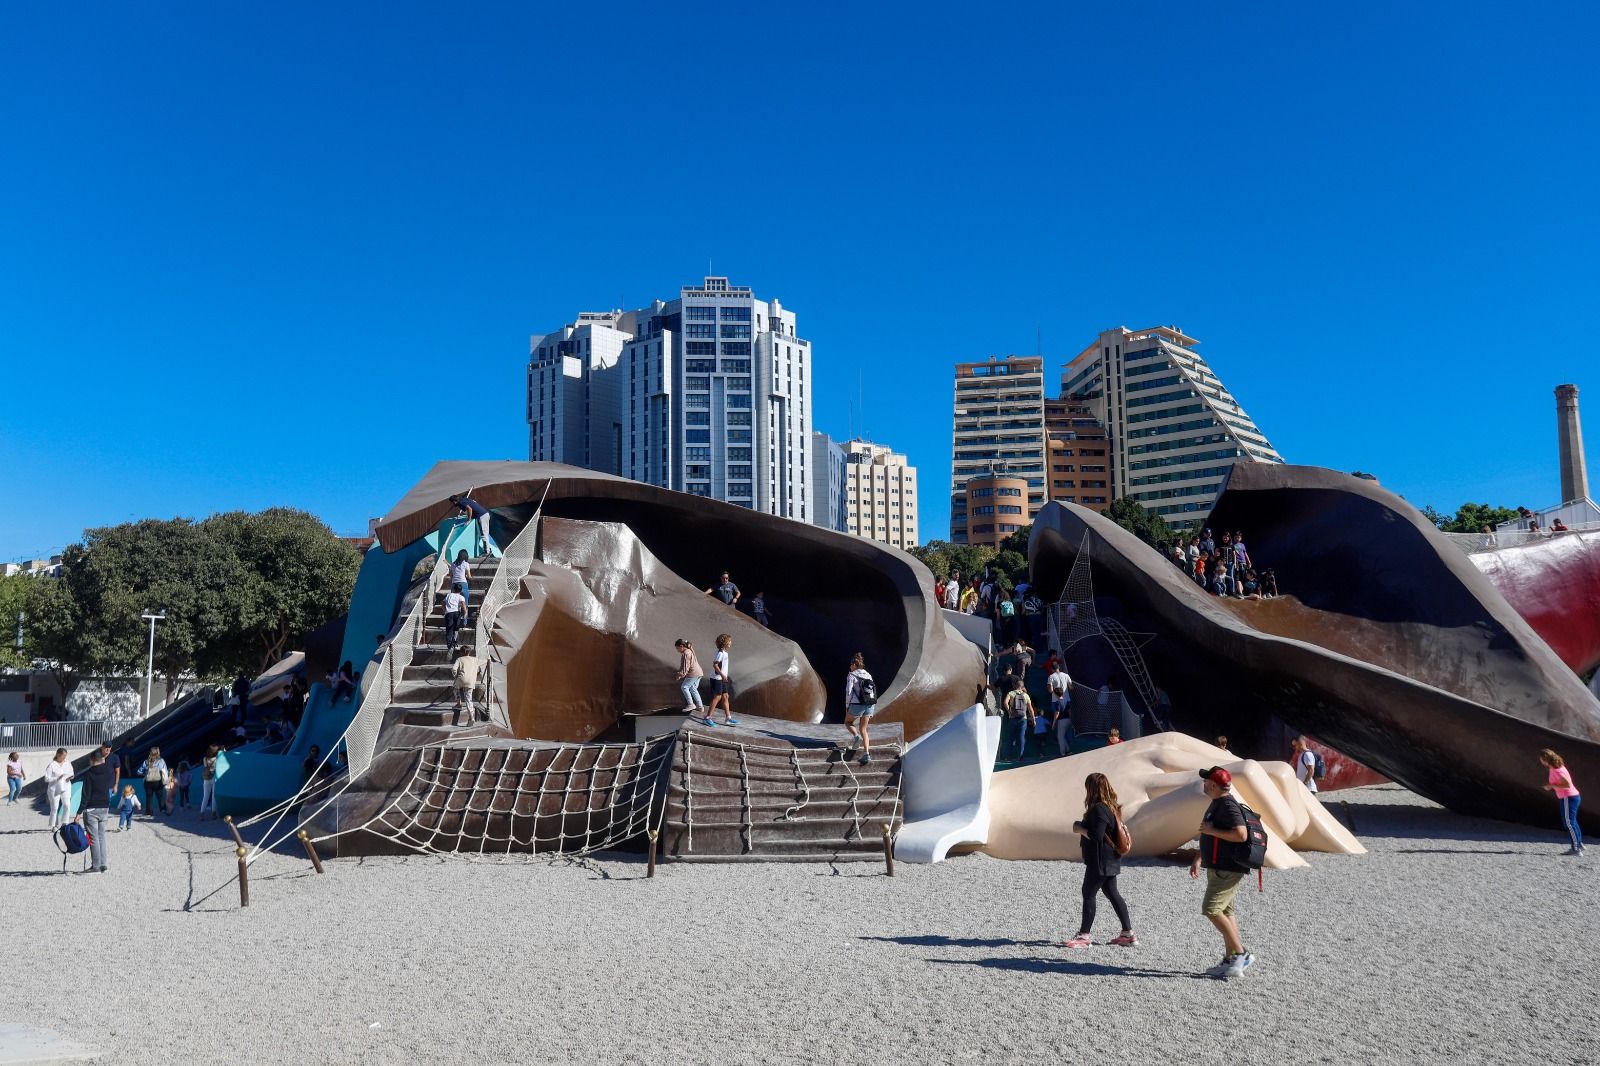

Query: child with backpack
1064,772,1137,949
844,653,878,766
1189,766,1267,979
117,785,142,830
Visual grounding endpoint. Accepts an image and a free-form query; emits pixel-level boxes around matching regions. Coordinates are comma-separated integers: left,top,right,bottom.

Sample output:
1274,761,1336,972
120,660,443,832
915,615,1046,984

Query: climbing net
1045,531,1166,728
310,735,676,861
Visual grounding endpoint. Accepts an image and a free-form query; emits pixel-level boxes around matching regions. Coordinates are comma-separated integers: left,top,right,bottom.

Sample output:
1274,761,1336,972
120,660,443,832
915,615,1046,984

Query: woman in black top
1064,772,1137,948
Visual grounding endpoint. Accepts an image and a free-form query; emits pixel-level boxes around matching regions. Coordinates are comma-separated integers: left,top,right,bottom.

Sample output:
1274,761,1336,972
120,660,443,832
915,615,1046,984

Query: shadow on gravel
1395,847,1534,856
929,957,1209,980
0,870,62,878
860,935,1058,949
1339,801,1549,843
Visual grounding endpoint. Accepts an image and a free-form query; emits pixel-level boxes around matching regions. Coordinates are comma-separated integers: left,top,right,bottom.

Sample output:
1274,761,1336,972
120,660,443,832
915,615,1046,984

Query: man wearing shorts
1189,766,1254,979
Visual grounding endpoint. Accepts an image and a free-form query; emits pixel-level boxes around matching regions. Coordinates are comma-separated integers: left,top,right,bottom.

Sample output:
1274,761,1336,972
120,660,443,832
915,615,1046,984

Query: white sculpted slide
982,733,1365,869
895,705,1003,863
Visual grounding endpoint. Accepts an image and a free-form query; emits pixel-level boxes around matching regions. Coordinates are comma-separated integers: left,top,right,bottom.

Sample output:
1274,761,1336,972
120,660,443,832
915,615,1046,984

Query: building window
728,482,753,497
686,411,710,426
685,306,718,321
729,447,752,461
720,306,752,321
686,447,711,461
687,483,712,497
728,411,752,426
686,394,710,409
685,358,716,372
728,465,753,479
727,393,751,409
721,360,751,374
686,429,711,444
686,464,711,479
721,342,751,357
686,323,717,338
685,343,716,357
728,429,752,442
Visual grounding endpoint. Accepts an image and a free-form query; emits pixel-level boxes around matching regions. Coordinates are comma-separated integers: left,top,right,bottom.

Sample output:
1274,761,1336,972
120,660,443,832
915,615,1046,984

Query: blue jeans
5,777,19,803
119,809,135,830
1560,794,1583,850
1008,717,1030,760
679,677,704,710
83,807,107,870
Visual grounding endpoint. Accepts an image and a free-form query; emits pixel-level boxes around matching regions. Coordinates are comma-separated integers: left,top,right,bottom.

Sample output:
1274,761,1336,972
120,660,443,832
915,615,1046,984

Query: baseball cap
1198,766,1232,786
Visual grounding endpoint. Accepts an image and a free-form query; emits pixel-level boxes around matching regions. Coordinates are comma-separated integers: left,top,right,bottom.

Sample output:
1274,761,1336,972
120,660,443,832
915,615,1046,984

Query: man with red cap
1189,766,1254,978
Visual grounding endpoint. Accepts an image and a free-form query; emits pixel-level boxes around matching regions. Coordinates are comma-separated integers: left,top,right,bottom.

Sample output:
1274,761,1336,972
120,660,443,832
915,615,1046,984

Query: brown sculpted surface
375,461,984,740
1028,464,1600,832
496,518,826,741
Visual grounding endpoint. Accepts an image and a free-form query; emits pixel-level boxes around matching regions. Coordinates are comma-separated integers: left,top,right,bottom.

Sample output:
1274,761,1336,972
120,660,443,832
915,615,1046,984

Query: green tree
199,508,361,675
1422,502,1523,534
0,574,32,671
1104,496,1172,550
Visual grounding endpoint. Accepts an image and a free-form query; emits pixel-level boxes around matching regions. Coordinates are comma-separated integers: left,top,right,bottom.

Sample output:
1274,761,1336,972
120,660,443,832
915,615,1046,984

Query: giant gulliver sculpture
1028,463,1600,833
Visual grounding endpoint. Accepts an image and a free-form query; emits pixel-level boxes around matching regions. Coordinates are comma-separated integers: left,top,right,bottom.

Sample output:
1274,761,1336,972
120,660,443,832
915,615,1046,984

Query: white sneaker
1204,956,1232,977
1223,952,1255,979
681,706,697,713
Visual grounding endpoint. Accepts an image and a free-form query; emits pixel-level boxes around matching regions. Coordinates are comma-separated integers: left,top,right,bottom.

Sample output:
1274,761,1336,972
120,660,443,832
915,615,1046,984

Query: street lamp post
141,611,166,717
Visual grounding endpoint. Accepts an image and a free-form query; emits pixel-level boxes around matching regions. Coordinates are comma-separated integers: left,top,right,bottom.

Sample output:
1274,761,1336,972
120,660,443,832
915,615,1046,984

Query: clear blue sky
3,3,1597,559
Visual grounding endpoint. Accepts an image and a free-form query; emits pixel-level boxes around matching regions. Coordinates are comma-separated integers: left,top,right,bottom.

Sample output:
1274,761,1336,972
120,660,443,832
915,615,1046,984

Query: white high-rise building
526,277,813,520
1064,325,1283,524
843,439,918,549
811,432,848,532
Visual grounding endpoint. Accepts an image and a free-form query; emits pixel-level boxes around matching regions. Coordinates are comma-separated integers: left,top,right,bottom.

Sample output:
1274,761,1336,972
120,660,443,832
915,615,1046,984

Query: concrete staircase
388,558,500,733
660,716,904,862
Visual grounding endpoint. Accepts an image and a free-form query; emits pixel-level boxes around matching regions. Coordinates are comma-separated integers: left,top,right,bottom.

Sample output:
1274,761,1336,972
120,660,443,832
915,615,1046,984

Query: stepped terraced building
1063,325,1282,525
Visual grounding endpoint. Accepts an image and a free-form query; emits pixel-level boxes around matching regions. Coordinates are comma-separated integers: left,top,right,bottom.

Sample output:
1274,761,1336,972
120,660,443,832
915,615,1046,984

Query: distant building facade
526,278,813,521
842,439,918,549
1064,326,1282,525
1044,398,1111,511
951,356,1048,543
960,468,1029,549
811,431,848,532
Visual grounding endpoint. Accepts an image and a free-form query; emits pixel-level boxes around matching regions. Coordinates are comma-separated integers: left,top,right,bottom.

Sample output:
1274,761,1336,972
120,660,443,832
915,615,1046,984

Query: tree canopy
1104,497,1173,549
1420,502,1523,534
23,509,360,695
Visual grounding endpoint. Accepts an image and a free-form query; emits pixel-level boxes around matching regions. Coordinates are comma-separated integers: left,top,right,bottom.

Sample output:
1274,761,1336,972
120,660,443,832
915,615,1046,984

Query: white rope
311,736,673,862
738,743,752,854
835,748,864,843
781,750,809,822
683,731,693,854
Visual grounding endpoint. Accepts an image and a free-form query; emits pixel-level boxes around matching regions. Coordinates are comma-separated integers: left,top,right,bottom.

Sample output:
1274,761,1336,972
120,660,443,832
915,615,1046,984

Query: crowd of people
934,569,1048,649
1166,527,1278,600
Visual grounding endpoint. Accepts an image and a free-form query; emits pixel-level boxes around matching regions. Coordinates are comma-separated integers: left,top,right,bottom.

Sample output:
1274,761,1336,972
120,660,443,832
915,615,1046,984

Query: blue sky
3,3,1597,558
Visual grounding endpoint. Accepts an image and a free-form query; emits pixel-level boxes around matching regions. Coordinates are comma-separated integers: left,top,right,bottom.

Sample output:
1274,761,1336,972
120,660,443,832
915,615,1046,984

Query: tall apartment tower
951,356,1047,543
811,431,848,532
1063,326,1282,524
527,310,638,472
842,439,918,549
1044,397,1112,511
526,278,813,521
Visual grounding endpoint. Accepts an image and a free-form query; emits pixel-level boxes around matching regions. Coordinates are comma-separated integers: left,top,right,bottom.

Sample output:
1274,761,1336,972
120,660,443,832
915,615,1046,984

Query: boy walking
1189,767,1254,978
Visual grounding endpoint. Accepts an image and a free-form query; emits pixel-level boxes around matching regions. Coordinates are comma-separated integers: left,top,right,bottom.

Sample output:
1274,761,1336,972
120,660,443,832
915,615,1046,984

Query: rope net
312,736,675,861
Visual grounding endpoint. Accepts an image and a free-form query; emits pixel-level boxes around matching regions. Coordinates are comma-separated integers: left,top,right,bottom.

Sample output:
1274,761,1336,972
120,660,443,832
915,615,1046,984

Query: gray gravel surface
2,786,1595,1065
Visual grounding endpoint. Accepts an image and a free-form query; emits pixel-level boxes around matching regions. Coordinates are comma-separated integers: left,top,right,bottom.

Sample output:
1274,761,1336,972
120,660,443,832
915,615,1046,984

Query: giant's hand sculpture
983,733,1363,868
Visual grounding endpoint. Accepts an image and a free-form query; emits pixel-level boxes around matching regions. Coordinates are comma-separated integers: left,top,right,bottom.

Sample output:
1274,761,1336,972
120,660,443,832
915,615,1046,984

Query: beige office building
843,439,919,549
951,356,1048,543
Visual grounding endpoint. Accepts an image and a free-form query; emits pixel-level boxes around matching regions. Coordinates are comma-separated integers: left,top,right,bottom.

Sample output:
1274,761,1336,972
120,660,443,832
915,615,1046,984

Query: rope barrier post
647,829,658,878
236,845,250,907
881,822,895,877
223,815,246,850
298,830,325,874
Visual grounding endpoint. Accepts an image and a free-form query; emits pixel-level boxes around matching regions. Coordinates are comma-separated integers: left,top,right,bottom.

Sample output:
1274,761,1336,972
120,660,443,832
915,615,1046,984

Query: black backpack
854,673,877,704
1312,751,1327,781
1236,801,1269,870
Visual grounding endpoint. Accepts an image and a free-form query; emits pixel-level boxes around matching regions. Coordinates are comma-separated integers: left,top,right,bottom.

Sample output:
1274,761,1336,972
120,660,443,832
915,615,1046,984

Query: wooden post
236,845,250,908
881,823,895,877
646,829,658,878
298,830,325,874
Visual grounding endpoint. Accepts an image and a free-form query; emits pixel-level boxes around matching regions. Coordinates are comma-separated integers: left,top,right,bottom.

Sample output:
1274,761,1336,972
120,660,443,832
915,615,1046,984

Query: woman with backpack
1063,772,1137,949
139,747,169,817
843,653,878,766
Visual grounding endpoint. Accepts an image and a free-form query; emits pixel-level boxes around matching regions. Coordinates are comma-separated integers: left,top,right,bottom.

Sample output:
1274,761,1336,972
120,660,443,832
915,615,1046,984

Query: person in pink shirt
1540,749,1584,856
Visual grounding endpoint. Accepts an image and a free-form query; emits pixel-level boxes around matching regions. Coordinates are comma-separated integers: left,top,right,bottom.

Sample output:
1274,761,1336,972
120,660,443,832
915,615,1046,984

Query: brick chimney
1556,384,1589,504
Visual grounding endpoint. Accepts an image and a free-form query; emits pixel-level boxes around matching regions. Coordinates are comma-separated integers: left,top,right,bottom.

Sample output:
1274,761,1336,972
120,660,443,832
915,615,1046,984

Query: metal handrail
0,719,115,751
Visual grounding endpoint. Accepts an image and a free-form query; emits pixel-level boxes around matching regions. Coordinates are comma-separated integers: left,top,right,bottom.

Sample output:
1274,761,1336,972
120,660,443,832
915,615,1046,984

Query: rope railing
238,518,467,862
470,484,550,729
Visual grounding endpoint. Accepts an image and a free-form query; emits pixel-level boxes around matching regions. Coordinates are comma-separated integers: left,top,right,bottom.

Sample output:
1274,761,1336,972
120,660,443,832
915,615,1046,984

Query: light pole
141,611,166,717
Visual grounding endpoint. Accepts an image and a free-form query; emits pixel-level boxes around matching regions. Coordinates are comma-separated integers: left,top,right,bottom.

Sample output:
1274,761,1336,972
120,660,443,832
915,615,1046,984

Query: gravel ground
2,785,1596,1065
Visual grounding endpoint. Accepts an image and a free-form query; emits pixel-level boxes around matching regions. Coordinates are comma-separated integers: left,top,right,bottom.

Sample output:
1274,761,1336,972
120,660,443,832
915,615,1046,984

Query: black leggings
1079,871,1131,934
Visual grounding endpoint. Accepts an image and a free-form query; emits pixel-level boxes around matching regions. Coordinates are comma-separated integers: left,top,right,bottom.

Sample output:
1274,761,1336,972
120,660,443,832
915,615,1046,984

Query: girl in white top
706,633,738,727
844,653,878,766
44,748,74,828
